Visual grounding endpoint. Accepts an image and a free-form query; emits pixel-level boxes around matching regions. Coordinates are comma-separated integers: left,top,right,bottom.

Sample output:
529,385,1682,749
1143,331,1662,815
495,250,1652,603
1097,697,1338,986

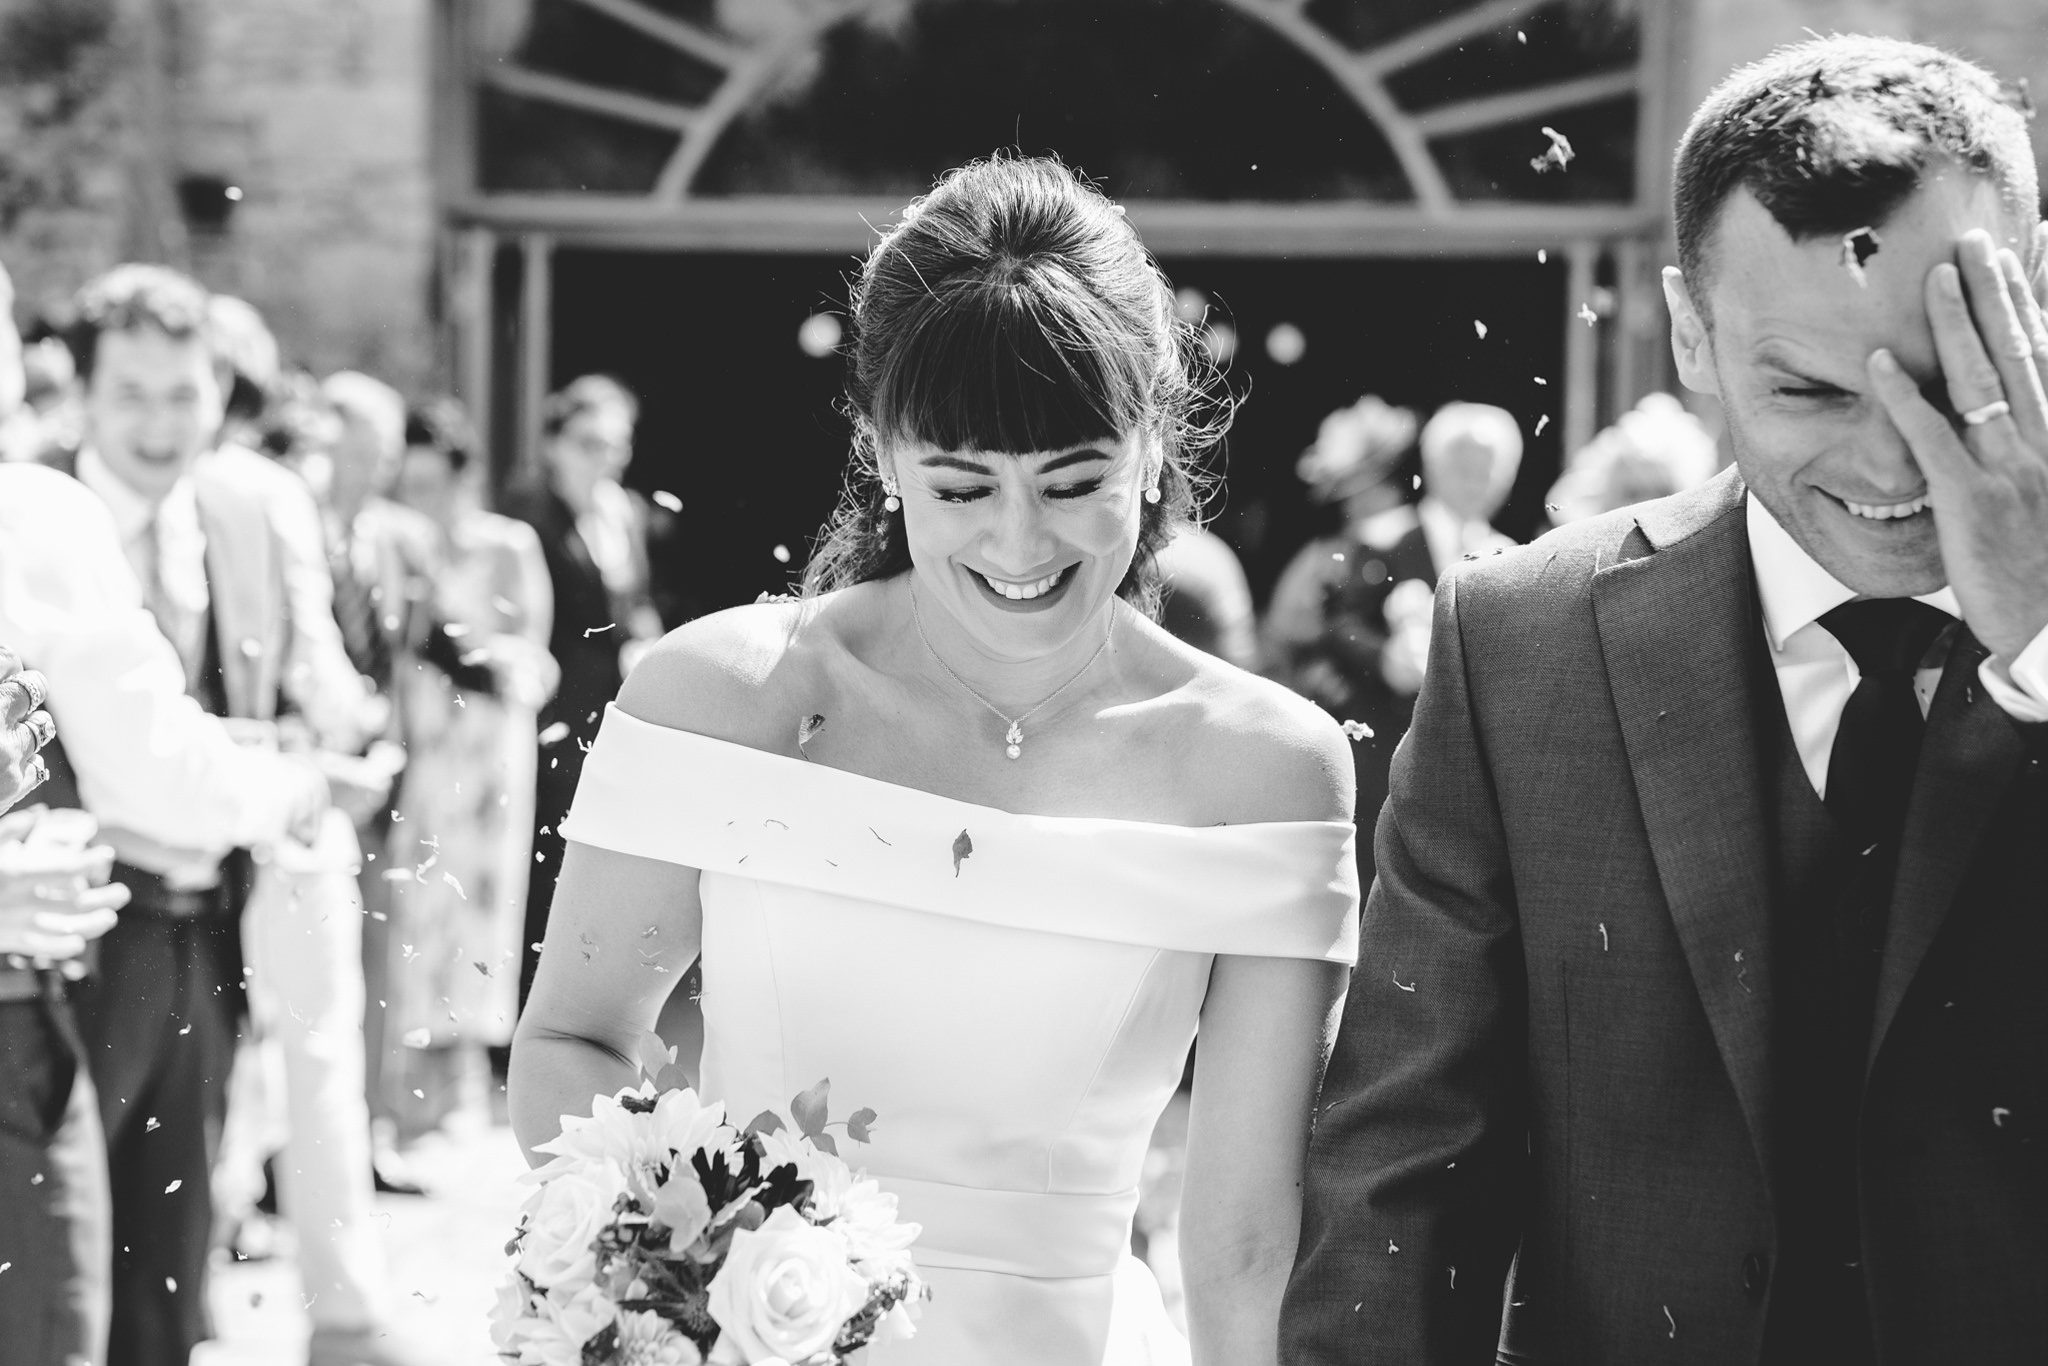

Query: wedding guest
1156,522,1259,671
44,263,373,1366
503,374,664,1011
1265,398,1518,885
1546,391,1721,525
1286,37,2048,1364
514,155,1359,1366
312,368,447,1197
0,258,329,1365
385,396,555,1130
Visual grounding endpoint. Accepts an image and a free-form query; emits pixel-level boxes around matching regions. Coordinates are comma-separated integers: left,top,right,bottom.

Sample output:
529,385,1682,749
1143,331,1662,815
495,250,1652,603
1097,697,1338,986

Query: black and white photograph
0,2,2043,1364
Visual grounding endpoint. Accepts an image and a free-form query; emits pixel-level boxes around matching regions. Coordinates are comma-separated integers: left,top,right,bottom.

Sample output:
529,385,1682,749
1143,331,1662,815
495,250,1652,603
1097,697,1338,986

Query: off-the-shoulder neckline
600,704,1352,838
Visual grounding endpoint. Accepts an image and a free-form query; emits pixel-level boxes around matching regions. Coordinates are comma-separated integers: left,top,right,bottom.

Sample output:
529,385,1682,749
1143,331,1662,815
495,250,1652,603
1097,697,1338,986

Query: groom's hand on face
1867,227,2048,664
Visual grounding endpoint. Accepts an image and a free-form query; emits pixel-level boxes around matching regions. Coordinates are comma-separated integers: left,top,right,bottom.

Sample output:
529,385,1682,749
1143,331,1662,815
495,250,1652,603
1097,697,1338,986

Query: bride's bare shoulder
1143,624,1355,827
615,591,860,751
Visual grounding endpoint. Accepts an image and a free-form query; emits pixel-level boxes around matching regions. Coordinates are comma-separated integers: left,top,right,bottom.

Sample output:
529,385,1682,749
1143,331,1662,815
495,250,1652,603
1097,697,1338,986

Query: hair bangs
871,277,1145,458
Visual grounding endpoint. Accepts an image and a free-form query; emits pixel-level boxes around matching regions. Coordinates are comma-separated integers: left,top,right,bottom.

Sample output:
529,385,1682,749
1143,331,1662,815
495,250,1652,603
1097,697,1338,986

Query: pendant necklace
910,581,1115,759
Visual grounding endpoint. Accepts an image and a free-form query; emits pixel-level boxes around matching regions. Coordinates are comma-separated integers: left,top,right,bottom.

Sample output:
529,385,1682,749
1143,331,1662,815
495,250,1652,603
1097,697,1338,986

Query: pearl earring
1143,485,1161,505
881,477,901,513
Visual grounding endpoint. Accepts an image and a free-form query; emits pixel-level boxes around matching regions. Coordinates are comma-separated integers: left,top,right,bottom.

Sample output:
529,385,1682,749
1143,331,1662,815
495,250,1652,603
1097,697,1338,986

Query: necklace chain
909,581,1115,759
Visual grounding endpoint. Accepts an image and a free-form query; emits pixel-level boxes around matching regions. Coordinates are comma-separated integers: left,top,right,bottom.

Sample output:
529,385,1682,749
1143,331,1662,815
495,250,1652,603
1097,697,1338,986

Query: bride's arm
1179,690,1355,1366
508,839,704,1166
1180,952,1349,1366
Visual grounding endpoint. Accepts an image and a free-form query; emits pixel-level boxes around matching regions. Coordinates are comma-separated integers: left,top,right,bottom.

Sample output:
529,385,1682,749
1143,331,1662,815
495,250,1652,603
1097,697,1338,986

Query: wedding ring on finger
23,753,49,791
1961,399,2013,427
23,711,55,752
0,670,48,717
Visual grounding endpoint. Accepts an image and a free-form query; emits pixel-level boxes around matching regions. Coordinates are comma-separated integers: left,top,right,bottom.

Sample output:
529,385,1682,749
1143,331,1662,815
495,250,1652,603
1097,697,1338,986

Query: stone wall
0,0,437,391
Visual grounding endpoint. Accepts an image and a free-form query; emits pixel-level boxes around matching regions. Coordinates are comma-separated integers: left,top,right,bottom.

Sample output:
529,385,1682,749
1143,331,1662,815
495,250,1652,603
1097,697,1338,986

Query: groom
1284,36,2048,1365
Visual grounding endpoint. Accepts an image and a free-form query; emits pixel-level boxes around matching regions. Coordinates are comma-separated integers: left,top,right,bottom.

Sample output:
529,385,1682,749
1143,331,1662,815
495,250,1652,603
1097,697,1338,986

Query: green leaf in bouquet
791,1078,832,1140
652,1062,693,1094
744,1110,785,1137
846,1108,878,1143
579,1321,618,1366
636,1030,677,1081
811,1130,840,1157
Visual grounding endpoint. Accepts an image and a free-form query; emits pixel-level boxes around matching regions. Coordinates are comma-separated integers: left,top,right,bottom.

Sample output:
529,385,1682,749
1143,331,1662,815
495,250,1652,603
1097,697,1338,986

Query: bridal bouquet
491,1034,926,1366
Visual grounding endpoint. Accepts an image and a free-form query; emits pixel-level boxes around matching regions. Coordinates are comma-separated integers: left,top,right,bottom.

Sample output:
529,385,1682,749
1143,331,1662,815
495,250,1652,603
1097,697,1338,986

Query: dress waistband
878,1176,1137,1280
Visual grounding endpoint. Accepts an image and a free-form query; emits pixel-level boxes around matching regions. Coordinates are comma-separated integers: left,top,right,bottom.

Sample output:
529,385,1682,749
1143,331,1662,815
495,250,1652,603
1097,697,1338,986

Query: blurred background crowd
0,1,2042,1364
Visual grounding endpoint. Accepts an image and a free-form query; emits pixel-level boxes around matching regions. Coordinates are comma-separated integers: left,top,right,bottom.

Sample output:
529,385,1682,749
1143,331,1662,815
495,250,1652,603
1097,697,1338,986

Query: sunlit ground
194,1089,1191,1362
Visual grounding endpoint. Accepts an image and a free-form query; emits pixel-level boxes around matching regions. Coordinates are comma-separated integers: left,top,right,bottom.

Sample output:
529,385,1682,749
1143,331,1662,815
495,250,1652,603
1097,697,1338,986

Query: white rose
516,1160,626,1293
615,1309,705,1366
513,1281,614,1366
707,1206,870,1364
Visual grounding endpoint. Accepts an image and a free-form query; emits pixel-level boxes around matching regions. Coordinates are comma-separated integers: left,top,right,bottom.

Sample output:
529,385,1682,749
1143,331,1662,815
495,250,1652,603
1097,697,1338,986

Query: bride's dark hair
802,155,1225,615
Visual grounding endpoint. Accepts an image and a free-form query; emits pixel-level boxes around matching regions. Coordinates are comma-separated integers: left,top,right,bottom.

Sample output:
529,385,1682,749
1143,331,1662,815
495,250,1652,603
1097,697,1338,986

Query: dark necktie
331,533,392,689
1817,598,1952,847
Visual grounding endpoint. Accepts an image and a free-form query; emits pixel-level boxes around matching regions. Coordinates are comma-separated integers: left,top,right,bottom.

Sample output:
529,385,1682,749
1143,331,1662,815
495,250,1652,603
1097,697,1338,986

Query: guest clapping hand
0,649,56,812
0,808,128,979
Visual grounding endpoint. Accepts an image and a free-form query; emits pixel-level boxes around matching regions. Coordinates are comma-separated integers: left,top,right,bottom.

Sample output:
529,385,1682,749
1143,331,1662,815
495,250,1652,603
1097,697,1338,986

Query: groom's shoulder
1449,473,1741,625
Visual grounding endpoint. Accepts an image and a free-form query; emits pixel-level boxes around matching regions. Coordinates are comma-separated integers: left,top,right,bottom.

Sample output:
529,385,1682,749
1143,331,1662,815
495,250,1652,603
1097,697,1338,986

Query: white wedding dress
562,705,1360,1366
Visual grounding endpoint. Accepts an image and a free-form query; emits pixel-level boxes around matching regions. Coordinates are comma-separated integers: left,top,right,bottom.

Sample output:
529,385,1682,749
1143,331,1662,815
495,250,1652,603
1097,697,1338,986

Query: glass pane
513,0,725,108
694,0,1409,201
1384,0,1637,107
1429,93,1636,202
478,87,679,194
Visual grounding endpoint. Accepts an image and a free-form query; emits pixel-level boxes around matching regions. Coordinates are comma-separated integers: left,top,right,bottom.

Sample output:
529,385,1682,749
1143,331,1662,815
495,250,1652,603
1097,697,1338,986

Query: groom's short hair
1673,36,2038,310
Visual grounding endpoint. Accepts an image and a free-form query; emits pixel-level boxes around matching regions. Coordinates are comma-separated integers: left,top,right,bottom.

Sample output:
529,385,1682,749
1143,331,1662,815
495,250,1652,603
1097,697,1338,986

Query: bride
509,156,1359,1366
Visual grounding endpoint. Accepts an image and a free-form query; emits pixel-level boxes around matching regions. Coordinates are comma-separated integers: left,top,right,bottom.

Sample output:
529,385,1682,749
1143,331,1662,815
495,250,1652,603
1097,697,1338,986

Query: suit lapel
1591,471,1778,1175
1866,630,2027,1071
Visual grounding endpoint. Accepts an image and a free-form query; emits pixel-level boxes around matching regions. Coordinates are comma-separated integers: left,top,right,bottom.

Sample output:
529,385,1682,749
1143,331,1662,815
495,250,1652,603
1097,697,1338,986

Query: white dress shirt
0,463,307,855
76,447,211,678
1747,493,2048,798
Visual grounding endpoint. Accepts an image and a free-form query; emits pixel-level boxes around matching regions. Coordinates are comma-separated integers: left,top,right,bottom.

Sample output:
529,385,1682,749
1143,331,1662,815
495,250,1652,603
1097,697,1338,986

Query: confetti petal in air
164,1180,182,1194
1840,226,1881,286
538,721,571,746
952,829,974,877
652,490,682,513
1473,320,1488,339
1530,126,1575,173
583,623,615,637
1341,719,1374,741
402,1027,432,1048
772,544,792,563
1577,304,1599,326
1535,415,1551,436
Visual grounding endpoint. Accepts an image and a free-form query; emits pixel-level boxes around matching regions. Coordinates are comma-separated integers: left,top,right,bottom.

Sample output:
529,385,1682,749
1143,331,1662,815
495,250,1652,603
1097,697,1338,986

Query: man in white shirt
39,262,358,1366
0,258,329,1366
1289,36,2048,1364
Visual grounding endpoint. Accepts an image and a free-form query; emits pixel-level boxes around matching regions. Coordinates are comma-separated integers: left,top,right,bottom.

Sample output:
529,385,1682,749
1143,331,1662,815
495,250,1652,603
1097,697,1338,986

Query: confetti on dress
1840,226,1881,286
797,713,827,753
1530,126,1574,173
952,829,974,877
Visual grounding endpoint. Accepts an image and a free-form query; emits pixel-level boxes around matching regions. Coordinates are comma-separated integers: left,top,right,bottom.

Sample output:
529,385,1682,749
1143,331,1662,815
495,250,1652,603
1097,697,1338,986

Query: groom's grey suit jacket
1281,468,2048,1365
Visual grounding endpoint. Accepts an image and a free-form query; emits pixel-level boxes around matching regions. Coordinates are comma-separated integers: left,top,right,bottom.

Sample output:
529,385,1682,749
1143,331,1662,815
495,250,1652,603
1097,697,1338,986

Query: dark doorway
547,247,1567,625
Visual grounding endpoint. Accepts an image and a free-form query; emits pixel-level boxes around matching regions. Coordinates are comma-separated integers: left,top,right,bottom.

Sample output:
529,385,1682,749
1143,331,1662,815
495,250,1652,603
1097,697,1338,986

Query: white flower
811,1170,919,1279
870,1298,920,1346
753,1128,822,1186
488,1276,534,1351
707,1207,870,1364
651,1168,713,1254
533,1086,734,1207
511,1281,614,1366
616,1309,704,1365
516,1159,626,1294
